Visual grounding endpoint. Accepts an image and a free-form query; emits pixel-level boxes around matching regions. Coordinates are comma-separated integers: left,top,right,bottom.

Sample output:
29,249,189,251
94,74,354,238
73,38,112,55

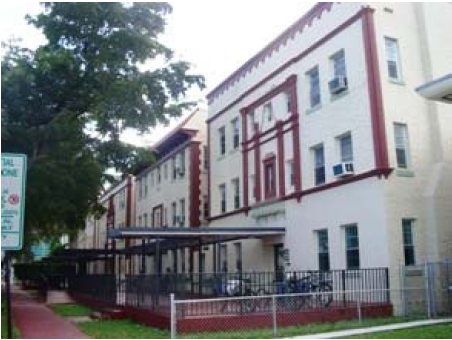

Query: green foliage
50,303,93,317
1,2,204,245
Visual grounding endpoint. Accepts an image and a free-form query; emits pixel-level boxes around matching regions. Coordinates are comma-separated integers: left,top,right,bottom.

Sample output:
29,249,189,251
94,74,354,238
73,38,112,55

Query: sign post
2,153,27,339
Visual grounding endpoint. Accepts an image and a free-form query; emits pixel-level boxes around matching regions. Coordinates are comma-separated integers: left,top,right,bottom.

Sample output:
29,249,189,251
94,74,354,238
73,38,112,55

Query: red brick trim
362,7,389,170
206,3,333,103
276,121,286,198
206,9,365,124
189,141,201,227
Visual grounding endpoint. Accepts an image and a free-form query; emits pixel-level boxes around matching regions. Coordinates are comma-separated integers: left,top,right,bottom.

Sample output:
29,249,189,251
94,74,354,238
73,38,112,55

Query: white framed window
231,117,240,150
172,202,177,226
150,172,154,187
179,198,185,226
286,160,294,187
220,244,228,272
219,184,226,213
331,50,347,78
394,123,411,169
143,213,148,227
344,224,360,269
338,133,353,162
232,178,240,209
402,219,416,266
263,102,273,122
384,37,402,81
234,242,242,272
249,110,257,135
312,144,325,186
179,150,185,177
307,66,321,108
219,126,226,155
157,167,161,184
285,92,292,114
164,163,168,180
138,215,142,227
172,157,177,179
316,229,330,271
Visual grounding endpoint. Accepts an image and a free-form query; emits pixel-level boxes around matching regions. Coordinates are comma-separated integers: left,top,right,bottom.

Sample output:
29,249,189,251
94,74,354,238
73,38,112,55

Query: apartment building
133,108,208,274
205,2,452,288
74,175,134,273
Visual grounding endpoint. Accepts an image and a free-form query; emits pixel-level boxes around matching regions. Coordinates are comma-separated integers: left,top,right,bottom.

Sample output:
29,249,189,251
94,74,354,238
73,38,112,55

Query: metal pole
357,292,362,324
272,294,277,337
5,252,13,339
170,293,176,339
424,262,432,318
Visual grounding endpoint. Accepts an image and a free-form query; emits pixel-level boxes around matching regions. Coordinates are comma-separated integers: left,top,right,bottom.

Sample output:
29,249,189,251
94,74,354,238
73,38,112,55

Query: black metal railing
67,268,389,311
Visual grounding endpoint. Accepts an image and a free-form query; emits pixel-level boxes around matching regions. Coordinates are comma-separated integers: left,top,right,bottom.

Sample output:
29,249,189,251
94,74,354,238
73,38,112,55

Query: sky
0,1,315,146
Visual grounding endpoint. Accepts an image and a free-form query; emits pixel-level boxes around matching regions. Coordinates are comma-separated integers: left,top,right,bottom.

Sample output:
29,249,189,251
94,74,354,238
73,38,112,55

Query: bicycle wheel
316,283,333,308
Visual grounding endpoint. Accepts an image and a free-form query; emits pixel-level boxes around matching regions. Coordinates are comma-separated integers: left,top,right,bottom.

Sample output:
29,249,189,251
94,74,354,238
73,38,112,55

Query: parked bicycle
213,274,261,314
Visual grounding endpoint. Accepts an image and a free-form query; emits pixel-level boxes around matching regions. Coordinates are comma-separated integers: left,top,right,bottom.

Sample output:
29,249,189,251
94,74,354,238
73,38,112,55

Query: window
164,164,168,180
385,37,402,81
232,178,240,209
172,157,177,179
331,50,347,78
249,110,257,134
285,92,292,114
345,224,360,269
150,172,154,188
313,145,325,186
402,219,416,266
394,123,410,169
180,249,186,273
263,102,273,122
220,244,228,272
307,66,321,108
219,126,226,155
203,195,209,219
264,158,276,199
172,202,177,226
339,134,353,162
138,215,142,227
231,118,240,149
219,184,226,213
250,174,256,199
157,167,161,184
144,213,148,227
179,199,185,226
172,249,178,274
234,243,242,272
179,150,185,177
203,145,209,170
317,230,330,271
287,160,294,187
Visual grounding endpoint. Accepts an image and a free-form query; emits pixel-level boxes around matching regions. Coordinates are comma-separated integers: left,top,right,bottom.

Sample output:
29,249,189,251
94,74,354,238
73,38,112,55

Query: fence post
170,293,176,339
272,295,277,337
357,292,362,324
424,262,432,318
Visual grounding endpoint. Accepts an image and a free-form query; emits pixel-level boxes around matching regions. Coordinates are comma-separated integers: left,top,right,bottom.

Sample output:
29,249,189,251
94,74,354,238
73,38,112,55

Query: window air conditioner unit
333,162,354,178
328,76,348,95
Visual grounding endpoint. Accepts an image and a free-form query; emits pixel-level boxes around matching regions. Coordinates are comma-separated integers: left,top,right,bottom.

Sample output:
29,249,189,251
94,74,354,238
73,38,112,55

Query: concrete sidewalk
11,286,89,339
291,318,452,339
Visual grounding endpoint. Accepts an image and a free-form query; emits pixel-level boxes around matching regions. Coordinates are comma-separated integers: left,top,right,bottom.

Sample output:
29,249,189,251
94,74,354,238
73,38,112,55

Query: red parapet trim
208,207,248,222
206,3,333,102
207,9,364,124
362,7,389,170
189,141,201,227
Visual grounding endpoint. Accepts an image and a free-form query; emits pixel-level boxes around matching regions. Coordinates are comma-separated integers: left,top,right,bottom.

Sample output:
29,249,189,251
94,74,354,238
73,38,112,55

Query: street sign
1,153,27,251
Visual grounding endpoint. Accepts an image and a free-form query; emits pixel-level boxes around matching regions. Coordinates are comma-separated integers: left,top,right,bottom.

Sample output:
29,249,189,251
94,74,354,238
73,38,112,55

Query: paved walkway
291,318,452,339
11,286,89,339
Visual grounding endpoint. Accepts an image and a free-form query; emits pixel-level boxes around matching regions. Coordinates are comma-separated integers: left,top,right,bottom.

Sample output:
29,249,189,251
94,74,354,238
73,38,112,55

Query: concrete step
46,290,75,304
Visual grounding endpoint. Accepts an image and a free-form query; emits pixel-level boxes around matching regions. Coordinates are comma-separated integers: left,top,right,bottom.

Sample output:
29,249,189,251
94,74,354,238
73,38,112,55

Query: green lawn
78,316,414,339
346,323,452,339
1,299,20,339
78,319,170,339
50,303,93,317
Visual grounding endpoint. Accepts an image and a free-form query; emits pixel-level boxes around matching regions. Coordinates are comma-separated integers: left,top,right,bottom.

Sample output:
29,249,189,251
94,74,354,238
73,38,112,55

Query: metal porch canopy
108,226,285,241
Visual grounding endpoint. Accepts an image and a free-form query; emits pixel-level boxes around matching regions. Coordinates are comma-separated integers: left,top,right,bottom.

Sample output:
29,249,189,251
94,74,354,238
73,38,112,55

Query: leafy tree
1,2,204,247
